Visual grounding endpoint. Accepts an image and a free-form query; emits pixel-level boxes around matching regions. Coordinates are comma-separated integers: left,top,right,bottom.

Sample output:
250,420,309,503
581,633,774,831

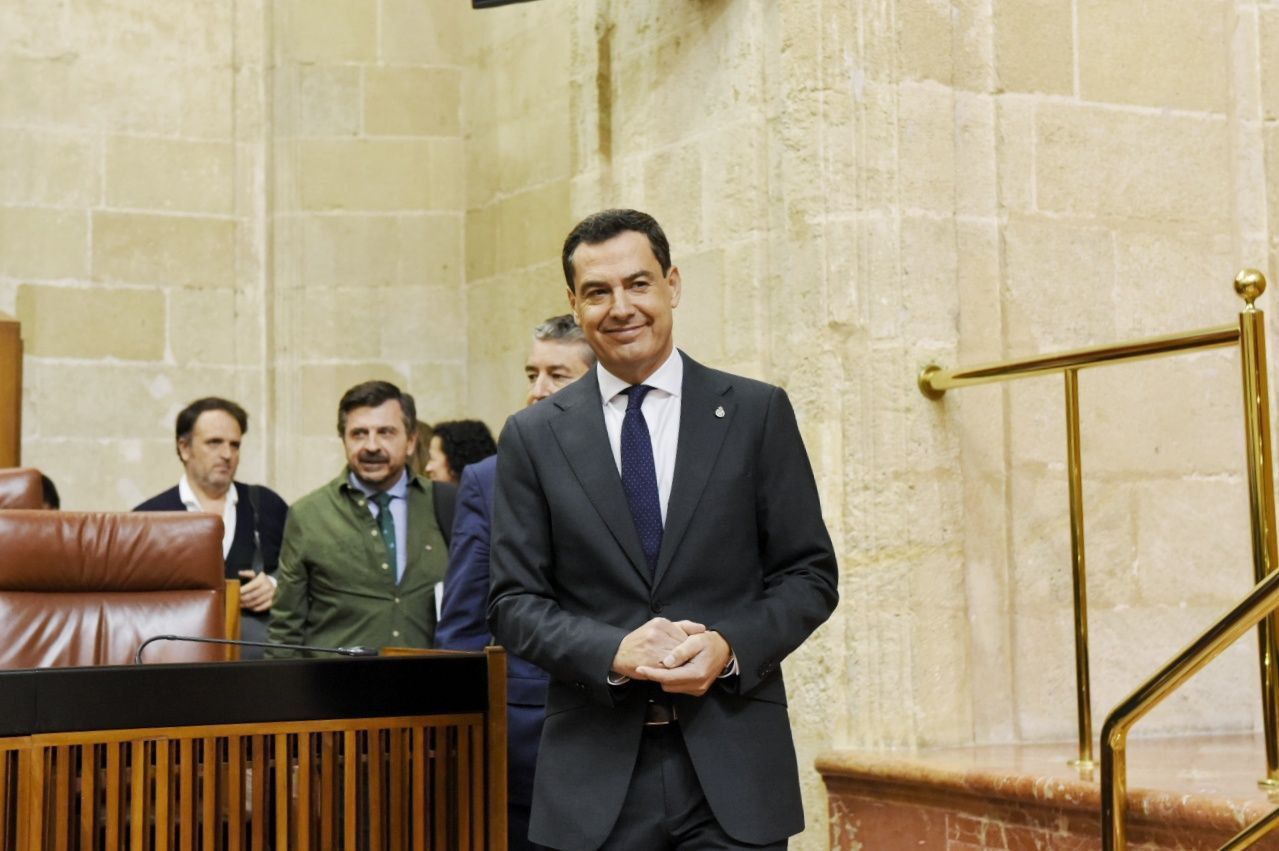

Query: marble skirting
818,734,1279,849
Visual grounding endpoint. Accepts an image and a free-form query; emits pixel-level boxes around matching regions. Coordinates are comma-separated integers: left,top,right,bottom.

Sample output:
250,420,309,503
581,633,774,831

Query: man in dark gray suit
489,209,839,849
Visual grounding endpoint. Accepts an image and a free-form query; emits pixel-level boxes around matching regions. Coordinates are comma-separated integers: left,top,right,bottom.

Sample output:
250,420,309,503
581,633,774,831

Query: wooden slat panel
274,734,290,851
249,735,266,850
80,745,96,851
227,736,243,851
369,729,383,851
155,739,171,851
105,743,121,851
50,745,69,851
0,749,9,851
297,732,313,851
4,707,501,851
178,739,194,851
457,725,471,850
201,738,217,851
343,731,357,851
389,727,405,851
471,723,485,851
433,728,448,850
19,746,37,851
130,741,146,851
411,726,426,851
321,733,336,851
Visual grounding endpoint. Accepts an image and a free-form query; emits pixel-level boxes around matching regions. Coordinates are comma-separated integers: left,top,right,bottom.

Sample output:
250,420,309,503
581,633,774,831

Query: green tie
371,491,397,569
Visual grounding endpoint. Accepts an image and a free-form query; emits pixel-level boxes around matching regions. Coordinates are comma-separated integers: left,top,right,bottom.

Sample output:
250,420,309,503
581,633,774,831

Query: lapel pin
715,406,725,418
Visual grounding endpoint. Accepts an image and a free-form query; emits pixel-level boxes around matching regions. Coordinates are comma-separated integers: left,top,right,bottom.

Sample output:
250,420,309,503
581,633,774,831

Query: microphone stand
134,634,379,665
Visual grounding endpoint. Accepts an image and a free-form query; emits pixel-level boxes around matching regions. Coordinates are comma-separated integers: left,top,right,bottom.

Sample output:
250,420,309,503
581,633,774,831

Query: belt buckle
643,700,677,726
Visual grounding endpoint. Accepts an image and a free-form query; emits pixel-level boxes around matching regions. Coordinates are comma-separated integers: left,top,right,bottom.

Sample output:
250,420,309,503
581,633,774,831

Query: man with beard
267,381,456,655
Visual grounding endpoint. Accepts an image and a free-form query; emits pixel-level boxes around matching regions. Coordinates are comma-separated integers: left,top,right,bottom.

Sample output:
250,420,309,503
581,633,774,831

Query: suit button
651,600,663,613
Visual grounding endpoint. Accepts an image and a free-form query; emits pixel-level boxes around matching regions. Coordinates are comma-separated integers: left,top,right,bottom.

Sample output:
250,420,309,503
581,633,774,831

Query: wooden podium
0,650,507,850
0,314,21,467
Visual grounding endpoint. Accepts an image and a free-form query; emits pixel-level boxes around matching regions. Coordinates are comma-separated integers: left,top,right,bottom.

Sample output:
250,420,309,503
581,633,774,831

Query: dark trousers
598,725,787,851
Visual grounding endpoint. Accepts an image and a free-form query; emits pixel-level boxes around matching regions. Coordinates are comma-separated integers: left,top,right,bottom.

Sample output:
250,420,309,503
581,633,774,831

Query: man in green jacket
267,381,455,655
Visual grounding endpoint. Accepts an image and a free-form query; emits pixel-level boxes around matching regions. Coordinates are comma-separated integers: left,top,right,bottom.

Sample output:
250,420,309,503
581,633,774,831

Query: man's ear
667,266,682,308
566,285,577,313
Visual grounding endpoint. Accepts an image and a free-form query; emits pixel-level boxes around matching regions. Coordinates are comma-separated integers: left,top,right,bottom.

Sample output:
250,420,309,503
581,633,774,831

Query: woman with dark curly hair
425,419,497,485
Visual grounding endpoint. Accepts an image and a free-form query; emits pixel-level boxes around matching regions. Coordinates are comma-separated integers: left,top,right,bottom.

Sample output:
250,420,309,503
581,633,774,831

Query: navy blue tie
621,385,662,575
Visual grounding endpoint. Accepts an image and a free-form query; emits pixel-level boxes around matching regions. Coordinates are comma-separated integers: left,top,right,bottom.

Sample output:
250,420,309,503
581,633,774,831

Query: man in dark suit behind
436,313,595,850
488,209,840,850
135,397,288,658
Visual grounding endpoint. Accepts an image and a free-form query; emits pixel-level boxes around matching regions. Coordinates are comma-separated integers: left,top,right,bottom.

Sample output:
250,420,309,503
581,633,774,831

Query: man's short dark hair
337,381,417,436
561,209,671,291
40,474,60,510
431,419,497,479
175,398,248,458
533,314,597,366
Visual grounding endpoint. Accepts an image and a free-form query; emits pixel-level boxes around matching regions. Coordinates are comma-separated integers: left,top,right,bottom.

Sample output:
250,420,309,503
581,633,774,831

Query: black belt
643,700,678,726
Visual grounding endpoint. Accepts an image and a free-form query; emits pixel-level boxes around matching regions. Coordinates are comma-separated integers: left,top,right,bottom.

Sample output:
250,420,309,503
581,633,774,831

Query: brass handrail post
1064,368,1095,768
1101,565,1279,849
1100,727,1127,851
1235,268,1279,787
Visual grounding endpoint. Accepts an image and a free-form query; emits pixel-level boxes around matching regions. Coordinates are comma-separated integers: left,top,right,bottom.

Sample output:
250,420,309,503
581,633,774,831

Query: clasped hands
611,618,732,697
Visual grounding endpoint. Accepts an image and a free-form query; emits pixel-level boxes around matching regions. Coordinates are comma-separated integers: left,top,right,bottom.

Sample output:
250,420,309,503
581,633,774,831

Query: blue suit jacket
436,455,547,810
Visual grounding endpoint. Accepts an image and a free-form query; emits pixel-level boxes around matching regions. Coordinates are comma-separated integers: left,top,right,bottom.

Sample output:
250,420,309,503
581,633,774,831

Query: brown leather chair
0,510,230,668
0,467,42,509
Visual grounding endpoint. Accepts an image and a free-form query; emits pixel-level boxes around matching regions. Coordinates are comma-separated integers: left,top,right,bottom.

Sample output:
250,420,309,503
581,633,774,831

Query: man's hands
611,618,733,697
238,570,275,612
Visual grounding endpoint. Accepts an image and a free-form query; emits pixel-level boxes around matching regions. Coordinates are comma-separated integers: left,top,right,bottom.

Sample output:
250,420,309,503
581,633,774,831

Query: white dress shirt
179,474,236,559
597,348,683,524
348,469,411,583
598,349,739,681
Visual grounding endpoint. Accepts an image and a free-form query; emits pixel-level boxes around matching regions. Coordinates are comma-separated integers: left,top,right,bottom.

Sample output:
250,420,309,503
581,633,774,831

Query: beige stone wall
7,0,1279,846
2,0,267,509
269,0,470,496
2,0,469,504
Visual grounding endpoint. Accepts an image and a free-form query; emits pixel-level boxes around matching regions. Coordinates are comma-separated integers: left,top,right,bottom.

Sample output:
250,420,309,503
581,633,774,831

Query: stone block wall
270,0,469,495
1,0,266,509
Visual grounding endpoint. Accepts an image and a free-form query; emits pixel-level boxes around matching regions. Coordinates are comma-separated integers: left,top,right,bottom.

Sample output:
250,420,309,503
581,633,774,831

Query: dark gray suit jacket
488,353,839,849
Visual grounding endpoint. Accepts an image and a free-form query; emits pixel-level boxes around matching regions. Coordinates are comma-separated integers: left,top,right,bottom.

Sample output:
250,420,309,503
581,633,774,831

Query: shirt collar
178,474,237,512
597,348,683,405
346,468,410,501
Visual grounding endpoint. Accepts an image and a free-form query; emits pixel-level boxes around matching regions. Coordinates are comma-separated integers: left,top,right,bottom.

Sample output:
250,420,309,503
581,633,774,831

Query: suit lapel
653,354,733,589
549,372,652,583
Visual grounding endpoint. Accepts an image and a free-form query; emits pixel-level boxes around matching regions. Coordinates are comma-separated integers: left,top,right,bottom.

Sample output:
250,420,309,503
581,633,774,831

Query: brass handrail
919,269,1279,778
1102,567,1279,849
918,324,1239,399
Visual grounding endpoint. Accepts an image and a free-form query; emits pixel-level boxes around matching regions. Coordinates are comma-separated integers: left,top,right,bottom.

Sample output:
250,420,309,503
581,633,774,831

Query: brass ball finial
1235,268,1267,306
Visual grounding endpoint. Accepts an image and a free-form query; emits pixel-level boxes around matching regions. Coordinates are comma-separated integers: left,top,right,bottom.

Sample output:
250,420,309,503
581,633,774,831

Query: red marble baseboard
818,735,1279,850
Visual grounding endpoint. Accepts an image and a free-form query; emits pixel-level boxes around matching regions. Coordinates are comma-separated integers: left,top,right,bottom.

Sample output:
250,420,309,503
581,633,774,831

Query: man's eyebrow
580,269,652,288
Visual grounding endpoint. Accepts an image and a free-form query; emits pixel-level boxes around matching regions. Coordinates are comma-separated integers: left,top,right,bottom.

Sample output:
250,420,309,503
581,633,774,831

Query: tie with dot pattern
370,491,397,570
620,385,662,576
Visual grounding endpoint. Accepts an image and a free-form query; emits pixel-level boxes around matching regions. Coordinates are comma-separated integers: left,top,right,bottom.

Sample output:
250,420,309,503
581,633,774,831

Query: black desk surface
0,655,491,736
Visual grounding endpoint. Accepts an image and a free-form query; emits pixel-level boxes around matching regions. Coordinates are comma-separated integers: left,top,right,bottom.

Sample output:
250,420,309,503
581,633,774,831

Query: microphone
134,634,380,665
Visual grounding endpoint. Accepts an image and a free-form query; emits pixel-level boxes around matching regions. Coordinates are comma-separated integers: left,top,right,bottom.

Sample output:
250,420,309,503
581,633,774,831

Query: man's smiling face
567,230,681,386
